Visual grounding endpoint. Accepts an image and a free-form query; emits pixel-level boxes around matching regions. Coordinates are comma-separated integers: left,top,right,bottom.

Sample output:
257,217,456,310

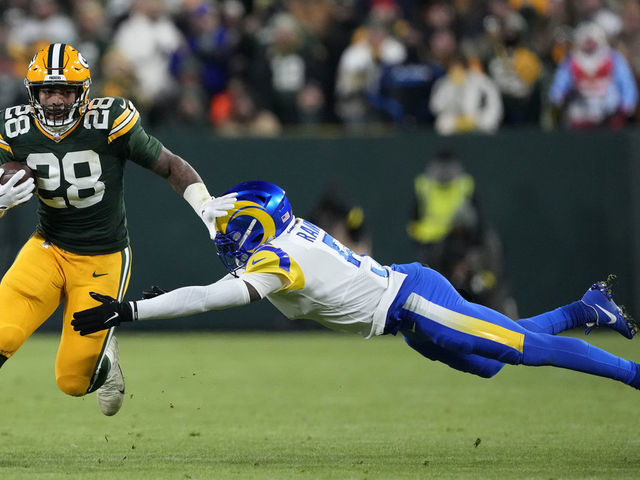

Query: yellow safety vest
407,174,475,244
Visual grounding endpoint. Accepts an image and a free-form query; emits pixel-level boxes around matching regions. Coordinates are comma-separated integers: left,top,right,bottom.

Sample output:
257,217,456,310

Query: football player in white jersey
72,181,640,390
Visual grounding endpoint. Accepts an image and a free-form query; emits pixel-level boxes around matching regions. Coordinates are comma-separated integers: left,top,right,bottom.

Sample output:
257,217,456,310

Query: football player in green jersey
0,43,236,416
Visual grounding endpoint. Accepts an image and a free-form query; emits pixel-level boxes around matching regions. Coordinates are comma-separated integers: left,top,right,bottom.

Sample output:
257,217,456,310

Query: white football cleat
97,335,125,416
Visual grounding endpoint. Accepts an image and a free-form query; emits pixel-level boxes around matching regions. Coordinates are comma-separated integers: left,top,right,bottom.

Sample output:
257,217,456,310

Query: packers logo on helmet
24,43,92,132
215,181,293,275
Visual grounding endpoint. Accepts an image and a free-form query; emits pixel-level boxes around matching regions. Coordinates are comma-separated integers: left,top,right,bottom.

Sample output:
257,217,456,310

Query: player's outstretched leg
517,275,636,339
406,299,640,389
517,302,592,335
403,328,505,378
96,335,125,416
391,264,640,389
521,331,640,388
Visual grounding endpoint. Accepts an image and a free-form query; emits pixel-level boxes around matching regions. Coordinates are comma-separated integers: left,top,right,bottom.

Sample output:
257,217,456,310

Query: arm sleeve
125,128,163,169
134,277,251,320
240,272,286,298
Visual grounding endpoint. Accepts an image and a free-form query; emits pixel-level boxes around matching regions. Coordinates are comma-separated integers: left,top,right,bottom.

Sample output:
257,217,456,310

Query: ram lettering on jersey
296,220,321,242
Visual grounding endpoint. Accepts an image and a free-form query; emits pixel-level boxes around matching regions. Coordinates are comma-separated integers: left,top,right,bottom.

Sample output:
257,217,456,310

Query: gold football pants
0,233,131,396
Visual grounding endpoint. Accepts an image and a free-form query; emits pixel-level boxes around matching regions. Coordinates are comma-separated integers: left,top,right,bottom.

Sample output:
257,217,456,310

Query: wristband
183,182,211,217
129,301,139,321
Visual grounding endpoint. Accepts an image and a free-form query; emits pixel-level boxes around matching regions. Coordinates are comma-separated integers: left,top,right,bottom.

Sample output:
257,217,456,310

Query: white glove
0,169,35,211
201,192,238,239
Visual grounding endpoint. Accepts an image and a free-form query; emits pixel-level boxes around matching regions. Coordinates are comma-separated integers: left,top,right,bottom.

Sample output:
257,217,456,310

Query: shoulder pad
247,245,291,273
108,98,140,143
86,97,140,142
0,105,32,156
246,244,304,290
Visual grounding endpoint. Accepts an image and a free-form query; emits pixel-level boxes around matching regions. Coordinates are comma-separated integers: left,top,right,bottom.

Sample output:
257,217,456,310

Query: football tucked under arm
0,166,36,216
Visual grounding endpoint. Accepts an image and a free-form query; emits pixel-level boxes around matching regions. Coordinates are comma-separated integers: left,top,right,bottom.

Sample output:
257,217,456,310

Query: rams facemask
24,43,92,131
215,181,293,275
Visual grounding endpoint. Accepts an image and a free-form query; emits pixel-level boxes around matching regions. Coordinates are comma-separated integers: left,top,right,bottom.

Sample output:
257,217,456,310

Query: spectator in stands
0,26,24,107
112,0,184,123
209,76,281,136
248,13,326,126
219,0,249,75
319,0,362,123
2,0,640,131
8,0,77,47
334,15,407,129
371,41,445,126
288,0,341,126
428,28,459,72
172,56,210,126
429,56,503,135
575,0,623,40
523,0,573,69
170,2,237,101
95,47,139,102
484,5,543,125
549,22,638,130
74,0,110,79
419,0,457,41
618,0,640,104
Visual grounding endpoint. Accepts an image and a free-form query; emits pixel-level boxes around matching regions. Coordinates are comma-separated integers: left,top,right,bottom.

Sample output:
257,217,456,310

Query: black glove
71,292,135,336
142,285,168,299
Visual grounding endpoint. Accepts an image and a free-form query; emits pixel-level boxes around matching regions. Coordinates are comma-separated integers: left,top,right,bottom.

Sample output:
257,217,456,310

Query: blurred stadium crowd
2,0,640,134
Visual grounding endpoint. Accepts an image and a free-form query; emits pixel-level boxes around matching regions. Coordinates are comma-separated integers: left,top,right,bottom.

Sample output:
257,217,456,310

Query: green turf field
1,330,639,479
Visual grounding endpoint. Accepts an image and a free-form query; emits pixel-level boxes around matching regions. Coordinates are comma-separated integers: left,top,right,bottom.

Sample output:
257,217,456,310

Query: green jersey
0,97,162,254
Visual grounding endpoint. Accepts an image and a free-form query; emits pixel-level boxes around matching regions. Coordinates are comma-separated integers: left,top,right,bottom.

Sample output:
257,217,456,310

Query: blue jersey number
322,233,388,278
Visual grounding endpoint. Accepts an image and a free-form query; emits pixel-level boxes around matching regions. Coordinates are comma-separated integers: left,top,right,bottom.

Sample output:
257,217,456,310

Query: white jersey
239,218,407,338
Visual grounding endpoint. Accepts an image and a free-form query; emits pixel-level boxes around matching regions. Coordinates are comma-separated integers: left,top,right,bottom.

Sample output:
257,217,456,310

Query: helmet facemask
26,81,90,132
24,43,92,136
215,216,267,276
